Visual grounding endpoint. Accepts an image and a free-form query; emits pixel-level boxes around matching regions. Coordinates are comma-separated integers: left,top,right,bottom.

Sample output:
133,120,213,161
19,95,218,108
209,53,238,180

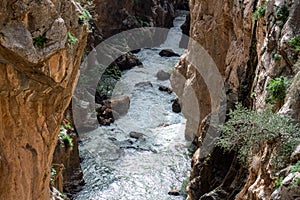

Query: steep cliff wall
93,0,176,39
171,0,300,199
0,1,87,199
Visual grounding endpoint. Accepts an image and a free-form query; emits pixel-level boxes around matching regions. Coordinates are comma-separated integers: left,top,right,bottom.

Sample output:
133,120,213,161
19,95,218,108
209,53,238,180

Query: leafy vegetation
266,77,288,107
33,35,47,48
275,5,289,22
59,133,73,147
216,103,300,170
136,17,150,27
79,8,92,24
291,160,300,173
67,32,78,45
253,5,266,21
96,65,122,100
272,52,282,62
290,35,300,51
274,177,283,189
59,193,66,199
50,167,57,185
64,121,71,130
291,177,300,189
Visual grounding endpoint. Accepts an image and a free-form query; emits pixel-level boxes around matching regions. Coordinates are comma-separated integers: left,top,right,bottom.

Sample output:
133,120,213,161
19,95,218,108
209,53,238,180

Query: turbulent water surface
75,11,191,200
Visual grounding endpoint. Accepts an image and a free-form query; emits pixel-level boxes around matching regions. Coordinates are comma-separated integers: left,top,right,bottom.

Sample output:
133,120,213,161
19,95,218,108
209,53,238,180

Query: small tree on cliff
216,103,300,170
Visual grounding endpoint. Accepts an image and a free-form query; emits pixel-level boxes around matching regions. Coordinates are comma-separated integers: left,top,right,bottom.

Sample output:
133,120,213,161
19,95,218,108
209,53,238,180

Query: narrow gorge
0,0,299,200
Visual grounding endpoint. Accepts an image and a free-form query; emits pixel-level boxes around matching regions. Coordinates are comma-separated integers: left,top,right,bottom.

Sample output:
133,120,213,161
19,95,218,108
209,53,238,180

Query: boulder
114,53,142,71
129,131,144,139
159,85,173,94
168,189,180,196
171,98,181,113
159,49,180,57
156,70,171,81
108,95,130,116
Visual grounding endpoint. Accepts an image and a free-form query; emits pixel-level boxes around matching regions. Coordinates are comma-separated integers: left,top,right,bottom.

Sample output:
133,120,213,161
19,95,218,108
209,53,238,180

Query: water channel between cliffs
75,10,191,200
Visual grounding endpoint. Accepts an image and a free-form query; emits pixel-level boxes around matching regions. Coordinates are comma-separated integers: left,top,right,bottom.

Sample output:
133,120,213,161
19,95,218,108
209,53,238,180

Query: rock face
52,108,85,197
0,1,87,199
93,0,177,39
171,0,300,199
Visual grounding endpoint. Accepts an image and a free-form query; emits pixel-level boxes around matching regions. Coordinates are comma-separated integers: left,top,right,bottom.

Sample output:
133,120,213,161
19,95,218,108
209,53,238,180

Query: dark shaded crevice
239,0,259,108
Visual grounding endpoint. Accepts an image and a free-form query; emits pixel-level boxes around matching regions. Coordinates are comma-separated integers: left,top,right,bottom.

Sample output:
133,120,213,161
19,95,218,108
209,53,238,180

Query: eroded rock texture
0,1,87,199
171,0,300,199
93,0,176,39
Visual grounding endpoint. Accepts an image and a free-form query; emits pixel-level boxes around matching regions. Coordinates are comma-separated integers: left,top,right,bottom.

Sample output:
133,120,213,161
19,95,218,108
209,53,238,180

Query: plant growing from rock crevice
290,35,300,51
67,32,78,45
274,177,283,189
275,5,289,22
50,167,57,186
253,4,266,21
33,35,47,48
265,76,288,108
271,52,282,62
216,103,300,170
78,8,92,24
291,160,300,173
59,133,73,148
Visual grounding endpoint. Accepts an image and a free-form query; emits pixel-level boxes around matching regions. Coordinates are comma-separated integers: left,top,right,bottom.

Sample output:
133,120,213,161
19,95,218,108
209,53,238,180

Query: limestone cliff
0,0,87,199
93,0,175,39
171,0,300,199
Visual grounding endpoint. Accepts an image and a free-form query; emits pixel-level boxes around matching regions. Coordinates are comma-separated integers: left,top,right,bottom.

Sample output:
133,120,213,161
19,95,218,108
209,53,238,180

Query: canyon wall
93,0,176,39
171,0,300,199
0,0,87,199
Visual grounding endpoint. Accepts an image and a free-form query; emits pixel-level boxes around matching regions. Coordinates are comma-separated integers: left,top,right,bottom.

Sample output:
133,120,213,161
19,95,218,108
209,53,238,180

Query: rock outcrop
171,0,300,199
0,1,87,199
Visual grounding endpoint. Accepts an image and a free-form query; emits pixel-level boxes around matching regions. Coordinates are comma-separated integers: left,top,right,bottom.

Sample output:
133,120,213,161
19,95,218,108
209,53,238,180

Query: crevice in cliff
239,0,259,108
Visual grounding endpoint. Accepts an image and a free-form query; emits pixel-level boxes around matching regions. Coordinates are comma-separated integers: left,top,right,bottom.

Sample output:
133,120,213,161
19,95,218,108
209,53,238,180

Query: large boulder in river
106,95,130,116
171,98,181,113
159,85,173,94
159,49,180,57
156,70,171,81
113,52,142,71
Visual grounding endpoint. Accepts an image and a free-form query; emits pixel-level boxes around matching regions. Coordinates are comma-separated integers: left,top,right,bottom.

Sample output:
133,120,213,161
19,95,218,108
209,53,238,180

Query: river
74,10,191,200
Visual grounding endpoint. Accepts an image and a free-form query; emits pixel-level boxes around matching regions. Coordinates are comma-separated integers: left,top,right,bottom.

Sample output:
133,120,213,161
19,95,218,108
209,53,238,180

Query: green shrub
103,65,122,80
266,77,288,106
274,177,283,189
79,8,92,24
216,103,300,170
291,160,300,173
33,35,47,48
272,52,282,62
275,5,289,22
96,65,122,99
290,35,300,51
65,122,71,130
253,5,266,21
59,133,73,147
67,32,78,45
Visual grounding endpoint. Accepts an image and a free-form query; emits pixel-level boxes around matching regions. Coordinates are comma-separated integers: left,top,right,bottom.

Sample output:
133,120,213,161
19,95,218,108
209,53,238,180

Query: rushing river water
75,10,190,200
